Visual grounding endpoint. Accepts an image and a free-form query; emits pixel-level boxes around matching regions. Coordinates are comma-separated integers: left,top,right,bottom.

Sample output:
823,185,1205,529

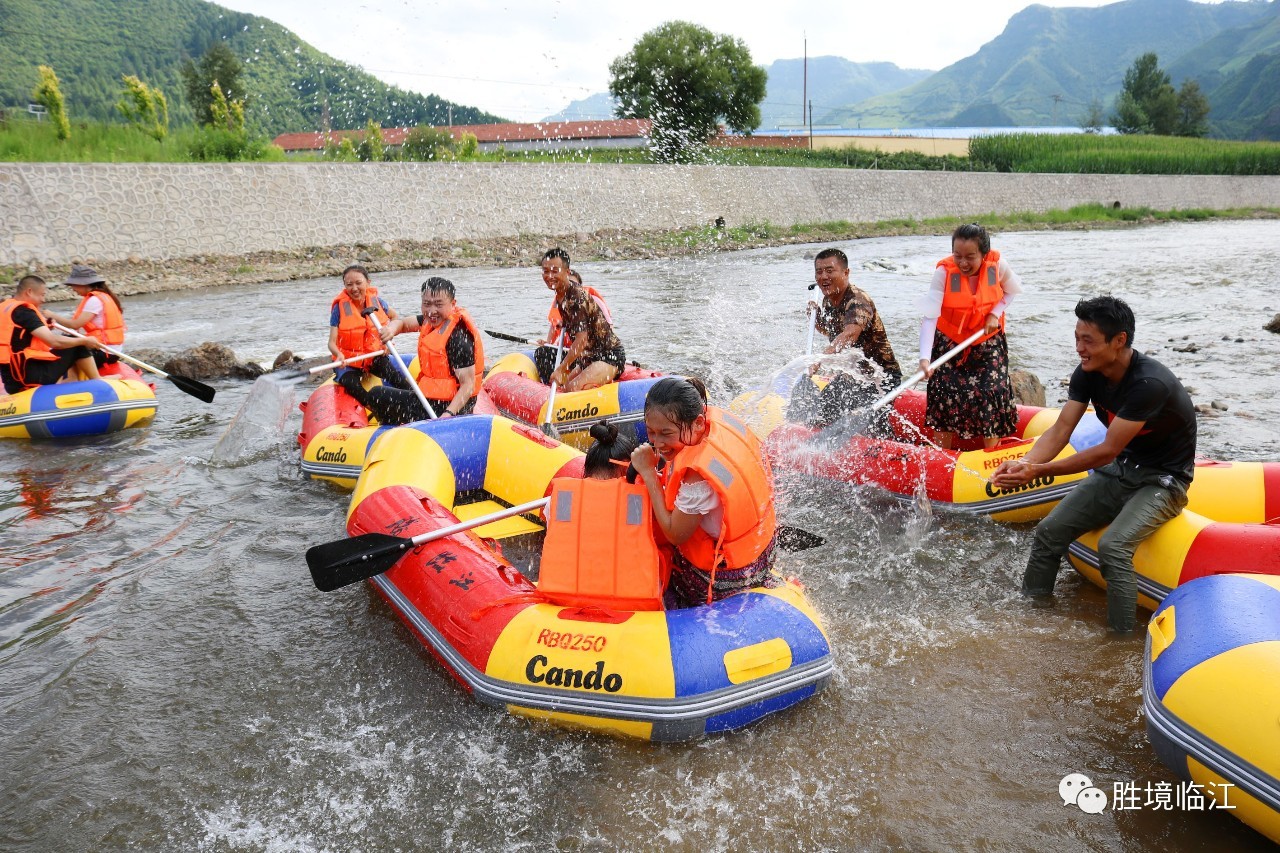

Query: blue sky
218,0,1228,122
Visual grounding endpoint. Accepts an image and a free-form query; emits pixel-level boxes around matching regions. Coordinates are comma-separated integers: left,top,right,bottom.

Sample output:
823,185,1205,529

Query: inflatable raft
1069,460,1280,607
735,367,1106,523
338,413,833,741
297,376,382,488
477,350,667,451
1145,573,1280,844
0,363,157,439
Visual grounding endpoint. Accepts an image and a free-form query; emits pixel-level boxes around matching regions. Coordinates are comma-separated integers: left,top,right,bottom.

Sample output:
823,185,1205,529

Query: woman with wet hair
583,419,637,479
918,222,1022,449
630,378,778,608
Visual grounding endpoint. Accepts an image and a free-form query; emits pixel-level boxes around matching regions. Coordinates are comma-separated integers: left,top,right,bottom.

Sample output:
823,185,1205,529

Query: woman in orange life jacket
917,222,1023,450
535,248,626,391
629,378,779,609
46,265,126,368
347,276,483,424
0,275,101,395
326,265,411,400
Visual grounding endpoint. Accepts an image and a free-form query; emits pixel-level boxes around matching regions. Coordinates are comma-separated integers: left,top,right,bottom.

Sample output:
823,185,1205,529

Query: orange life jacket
935,249,1006,345
0,298,59,388
538,477,665,611
661,407,777,572
331,287,388,361
416,306,485,401
74,289,126,346
547,286,612,346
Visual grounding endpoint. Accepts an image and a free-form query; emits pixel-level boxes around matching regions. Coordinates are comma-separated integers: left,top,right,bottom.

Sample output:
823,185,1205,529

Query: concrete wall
3,162,1280,265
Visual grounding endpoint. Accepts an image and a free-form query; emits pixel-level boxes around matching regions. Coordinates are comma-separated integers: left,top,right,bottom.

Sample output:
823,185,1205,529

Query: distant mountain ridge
0,0,504,136
842,0,1276,136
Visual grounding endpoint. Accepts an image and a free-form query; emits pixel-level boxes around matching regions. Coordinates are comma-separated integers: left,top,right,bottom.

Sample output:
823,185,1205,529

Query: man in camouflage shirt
790,247,903,434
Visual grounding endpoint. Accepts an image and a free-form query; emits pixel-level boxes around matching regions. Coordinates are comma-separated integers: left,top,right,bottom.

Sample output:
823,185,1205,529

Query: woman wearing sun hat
48,265,126,365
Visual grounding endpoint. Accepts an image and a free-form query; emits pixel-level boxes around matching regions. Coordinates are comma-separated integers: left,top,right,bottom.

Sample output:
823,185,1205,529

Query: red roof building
273,119,652,156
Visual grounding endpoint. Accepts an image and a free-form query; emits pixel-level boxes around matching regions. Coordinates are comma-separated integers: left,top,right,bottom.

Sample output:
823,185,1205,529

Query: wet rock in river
164,342,263,380
1265,314,1280,334
1010,369,1046,407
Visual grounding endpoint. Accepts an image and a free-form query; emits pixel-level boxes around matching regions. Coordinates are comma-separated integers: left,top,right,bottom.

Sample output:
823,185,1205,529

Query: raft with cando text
731,364,1106,523
0,362,157,439
328,413,832,741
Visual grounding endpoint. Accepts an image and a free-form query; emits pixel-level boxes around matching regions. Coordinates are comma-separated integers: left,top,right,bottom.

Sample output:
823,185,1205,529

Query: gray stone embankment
4,162,1280,301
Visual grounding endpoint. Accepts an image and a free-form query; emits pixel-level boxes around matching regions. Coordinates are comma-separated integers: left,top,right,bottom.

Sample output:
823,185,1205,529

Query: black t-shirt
1067,349,1197,483
415,316,476,371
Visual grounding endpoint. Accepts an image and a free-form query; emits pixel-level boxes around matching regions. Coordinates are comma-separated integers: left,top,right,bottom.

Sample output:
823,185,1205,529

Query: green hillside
759,57,932,129
844,0,1269,130
0,0,504,136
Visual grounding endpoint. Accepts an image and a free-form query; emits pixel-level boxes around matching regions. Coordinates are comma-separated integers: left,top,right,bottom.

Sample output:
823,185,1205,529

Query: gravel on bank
13,210,1276,304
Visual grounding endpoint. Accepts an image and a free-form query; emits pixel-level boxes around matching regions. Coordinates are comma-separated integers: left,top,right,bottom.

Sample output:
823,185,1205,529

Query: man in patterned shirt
789,247,903,434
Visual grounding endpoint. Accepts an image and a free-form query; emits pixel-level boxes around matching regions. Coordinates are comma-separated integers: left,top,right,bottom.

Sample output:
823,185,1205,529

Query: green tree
356,119,385,162
1080,98,1106,134
1175,80,1211,138
117,75,170,141
608,21,766,161
33,65,71,141
181,43,245,126
1111,53,1180,135
400,126,455,161
208,81,246,132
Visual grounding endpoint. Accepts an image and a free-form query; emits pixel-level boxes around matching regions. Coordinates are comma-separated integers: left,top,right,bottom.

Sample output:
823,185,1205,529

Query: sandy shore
19,211,1276,303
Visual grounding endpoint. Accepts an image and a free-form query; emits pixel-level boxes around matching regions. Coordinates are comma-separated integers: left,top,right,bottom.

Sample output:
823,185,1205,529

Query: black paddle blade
777,525,825,552
484,329,534,344
166,373,217,404
306,531,411,592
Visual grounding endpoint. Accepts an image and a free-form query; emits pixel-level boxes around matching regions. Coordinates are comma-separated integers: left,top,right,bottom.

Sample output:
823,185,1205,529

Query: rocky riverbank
15,209,1277,304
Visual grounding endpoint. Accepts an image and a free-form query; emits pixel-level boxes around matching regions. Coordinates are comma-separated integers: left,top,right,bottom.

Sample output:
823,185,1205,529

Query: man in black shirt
991,295,1196,632
346,277,483,424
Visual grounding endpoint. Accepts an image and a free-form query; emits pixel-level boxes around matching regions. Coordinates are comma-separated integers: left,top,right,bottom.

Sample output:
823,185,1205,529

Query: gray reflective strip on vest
555,489,574,522
987,265,997,287
720,411,748,436
949,272,961,292
626,493,643,525
708,457,735,489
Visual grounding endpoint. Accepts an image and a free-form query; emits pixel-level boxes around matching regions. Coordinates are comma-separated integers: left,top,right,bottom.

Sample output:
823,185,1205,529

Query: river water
2,220,1278,851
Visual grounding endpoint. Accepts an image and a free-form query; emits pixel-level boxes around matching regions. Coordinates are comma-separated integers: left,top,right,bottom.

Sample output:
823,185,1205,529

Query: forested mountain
841,0,1272,132
0,0,504,136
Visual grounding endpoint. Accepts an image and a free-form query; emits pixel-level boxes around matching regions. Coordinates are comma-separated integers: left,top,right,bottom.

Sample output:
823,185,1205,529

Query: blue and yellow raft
0,370,157,439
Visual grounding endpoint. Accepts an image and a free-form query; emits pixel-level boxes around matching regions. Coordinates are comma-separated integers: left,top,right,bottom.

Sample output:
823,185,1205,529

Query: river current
2,220,1278,851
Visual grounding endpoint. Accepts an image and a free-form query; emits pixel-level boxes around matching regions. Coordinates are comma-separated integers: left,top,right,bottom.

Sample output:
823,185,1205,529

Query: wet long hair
341,264,371,283
952,222,991,255
584,420,636,478
644,377,709,444
83,280,123,313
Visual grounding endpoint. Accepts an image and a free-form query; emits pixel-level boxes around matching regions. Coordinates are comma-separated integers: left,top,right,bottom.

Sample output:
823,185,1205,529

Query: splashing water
208,373,304,466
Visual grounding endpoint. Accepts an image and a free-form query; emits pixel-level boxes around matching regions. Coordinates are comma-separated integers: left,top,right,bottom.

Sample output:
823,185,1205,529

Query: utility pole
1051,93,1062,126
808,99,813,150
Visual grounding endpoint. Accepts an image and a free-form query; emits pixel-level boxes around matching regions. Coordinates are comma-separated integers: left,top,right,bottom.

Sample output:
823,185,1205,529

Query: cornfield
968,133,1280,175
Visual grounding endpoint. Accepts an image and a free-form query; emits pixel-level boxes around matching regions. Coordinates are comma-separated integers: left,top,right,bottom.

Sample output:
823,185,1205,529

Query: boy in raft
991,296,1196,633
535,248,625,391
630,378,778,608
789,247,903,435
327,265,411,400
47,265,126,368
1,275,102,395
347,276,484,424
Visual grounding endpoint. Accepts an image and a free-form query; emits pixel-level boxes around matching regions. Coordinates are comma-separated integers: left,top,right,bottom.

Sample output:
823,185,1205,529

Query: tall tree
33,66,71,141
608,21,766,161
181,43,245,126
118,75,170,141
1175,80,1211,138
1111,52,1183,135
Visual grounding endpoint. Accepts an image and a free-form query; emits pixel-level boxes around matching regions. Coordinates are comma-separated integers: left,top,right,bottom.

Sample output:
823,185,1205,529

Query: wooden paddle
52,321,216,403
307,497,551,591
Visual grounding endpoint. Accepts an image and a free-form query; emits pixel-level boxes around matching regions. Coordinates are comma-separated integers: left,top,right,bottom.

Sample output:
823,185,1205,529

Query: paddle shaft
309,349,385,374
53,322,166,377
870,328,986,412
364,310,437,420
543,337,565,428
406,497,550,549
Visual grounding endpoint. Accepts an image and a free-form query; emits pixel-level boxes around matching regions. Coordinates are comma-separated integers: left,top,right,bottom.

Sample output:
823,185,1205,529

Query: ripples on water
1,221,1277,850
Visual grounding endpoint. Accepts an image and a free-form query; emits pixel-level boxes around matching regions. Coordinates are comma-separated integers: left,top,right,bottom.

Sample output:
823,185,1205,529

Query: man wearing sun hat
48,265,126,365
